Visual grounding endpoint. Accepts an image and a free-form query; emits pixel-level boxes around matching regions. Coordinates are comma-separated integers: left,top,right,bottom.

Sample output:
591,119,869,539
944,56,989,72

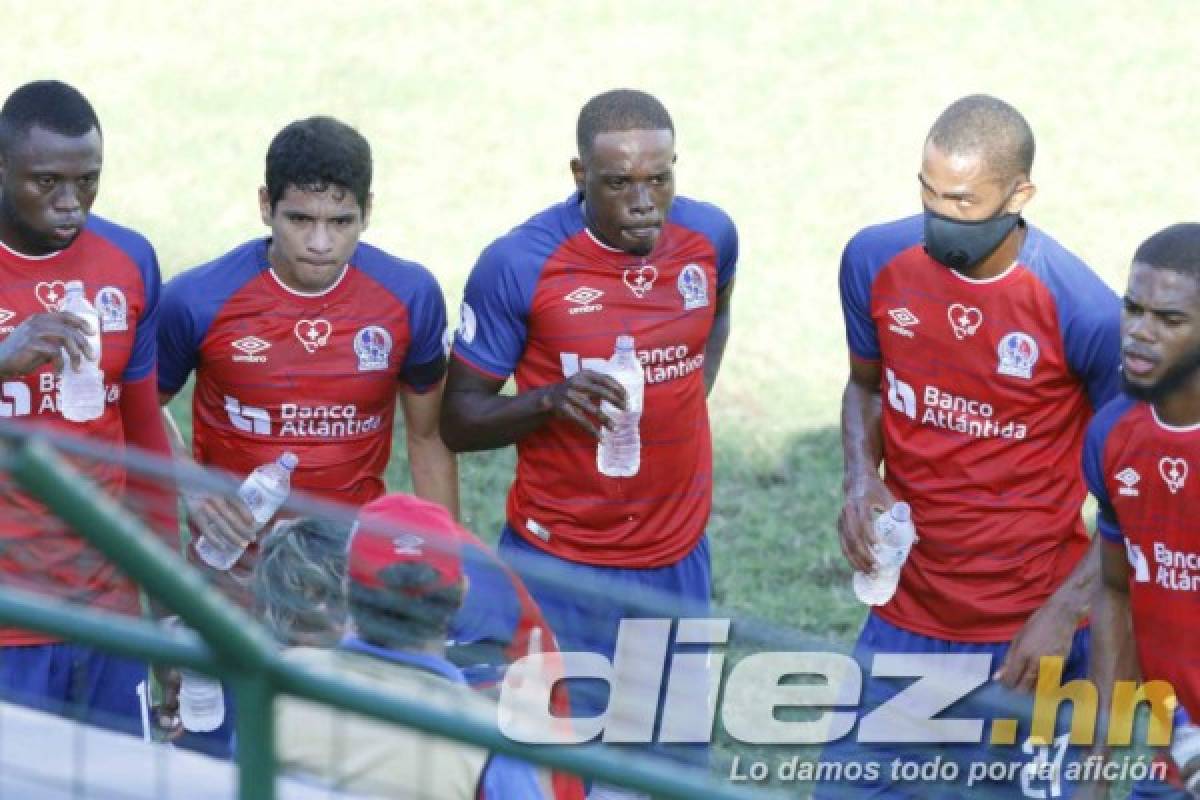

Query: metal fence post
232,673,277,800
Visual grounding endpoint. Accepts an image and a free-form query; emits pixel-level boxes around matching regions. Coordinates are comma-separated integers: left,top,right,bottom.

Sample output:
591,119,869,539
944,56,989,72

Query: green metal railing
3,434,783,800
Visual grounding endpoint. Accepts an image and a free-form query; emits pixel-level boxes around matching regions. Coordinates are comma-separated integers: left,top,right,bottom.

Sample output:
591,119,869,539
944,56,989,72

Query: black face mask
923,206,1020,271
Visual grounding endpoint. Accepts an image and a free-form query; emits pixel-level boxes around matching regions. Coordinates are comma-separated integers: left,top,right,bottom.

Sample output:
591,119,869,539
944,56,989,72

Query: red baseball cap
349,494,463,595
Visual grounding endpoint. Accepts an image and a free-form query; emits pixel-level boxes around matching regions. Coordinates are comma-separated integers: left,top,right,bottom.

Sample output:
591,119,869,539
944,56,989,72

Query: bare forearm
407,433,460,519
703,311,731,396
1090,581,1136,752
841,377,884,487
440,386,554,452
1045,533,1101,622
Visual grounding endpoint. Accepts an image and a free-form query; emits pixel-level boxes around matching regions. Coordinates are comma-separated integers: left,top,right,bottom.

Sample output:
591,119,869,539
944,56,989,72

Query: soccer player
157,115,457,567
440,89,736,773
275,493,549,799
1083,224,1200,800
823,94,1121,797
0,80,175,731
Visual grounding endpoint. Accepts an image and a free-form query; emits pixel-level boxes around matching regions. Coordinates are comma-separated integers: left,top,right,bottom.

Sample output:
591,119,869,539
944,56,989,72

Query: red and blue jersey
157,238,447,508
0,215,161,645
453,193,737,568
840,215,1120,641
1084,396,1200,725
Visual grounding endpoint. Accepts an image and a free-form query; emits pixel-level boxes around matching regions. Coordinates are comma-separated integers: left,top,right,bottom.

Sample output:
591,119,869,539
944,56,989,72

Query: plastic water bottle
179,669,225,733
1171,706,1200,796
852,502,918,606
58,280,105,422
596,335,644,477
194,452,298,570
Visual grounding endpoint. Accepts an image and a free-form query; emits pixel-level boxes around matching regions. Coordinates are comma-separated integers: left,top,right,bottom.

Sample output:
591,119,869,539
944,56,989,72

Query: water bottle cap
891,502,911,522
615,334,635,350
278,452,299,470
65,280,84,293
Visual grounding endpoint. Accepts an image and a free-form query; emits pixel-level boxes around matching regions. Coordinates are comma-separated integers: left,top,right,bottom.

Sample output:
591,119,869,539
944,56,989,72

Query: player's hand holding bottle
538,369,627,439
838,472,896,574
184,492,257,565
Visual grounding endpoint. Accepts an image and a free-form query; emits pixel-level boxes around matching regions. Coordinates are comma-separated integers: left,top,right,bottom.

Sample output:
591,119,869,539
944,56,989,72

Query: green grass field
4,1,1198,792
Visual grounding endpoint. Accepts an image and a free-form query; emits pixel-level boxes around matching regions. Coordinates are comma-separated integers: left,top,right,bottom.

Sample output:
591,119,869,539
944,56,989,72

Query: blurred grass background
4,1,1197,791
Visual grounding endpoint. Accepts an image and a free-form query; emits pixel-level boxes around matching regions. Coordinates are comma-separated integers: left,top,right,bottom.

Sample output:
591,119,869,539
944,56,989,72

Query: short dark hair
1134,224,1200,285
0,80,101,157
254,517,351,646
347,563,463,650
576,89,674,159
264,116,372,211
926,94,1035,183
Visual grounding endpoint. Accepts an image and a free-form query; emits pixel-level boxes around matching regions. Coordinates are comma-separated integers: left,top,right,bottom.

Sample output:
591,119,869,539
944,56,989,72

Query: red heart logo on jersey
622,265,659,299
947,303,983,339
35,280,69,311
1159,456,1188,494
294,319,333,353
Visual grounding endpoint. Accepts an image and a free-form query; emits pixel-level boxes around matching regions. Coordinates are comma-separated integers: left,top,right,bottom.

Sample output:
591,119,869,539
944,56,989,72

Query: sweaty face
573,129,675,256
261,184,370,293
0,125,102,255
1120,262,1200,402
918,142,1023,221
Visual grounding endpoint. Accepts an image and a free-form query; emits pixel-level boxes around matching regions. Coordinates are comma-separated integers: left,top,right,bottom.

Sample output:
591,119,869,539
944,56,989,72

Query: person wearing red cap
275,494,548,799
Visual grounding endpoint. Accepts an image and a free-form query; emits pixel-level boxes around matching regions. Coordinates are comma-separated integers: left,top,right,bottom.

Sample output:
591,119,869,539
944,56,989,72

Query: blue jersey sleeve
157,273,202,395
839,234,881,362
453,235,540,380
1025,228,1122,409
89,217,162,383
351,243,450,392
127,247,162,383
450,541,522,648
1083,397,1133,542
668,197,738,290
398,269,449,392
478,754,546,800
157,240,265,396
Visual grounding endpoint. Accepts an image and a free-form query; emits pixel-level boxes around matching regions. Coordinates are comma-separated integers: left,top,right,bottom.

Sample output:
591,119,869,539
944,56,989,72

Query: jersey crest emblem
996,331,1039,379
295,319,332,353
677,263,709,311
354,325,392,371
623,265,658,299
95,286,128,332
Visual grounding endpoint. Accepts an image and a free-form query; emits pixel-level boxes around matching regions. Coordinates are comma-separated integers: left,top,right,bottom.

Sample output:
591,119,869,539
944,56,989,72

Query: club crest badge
95,286,128,332
996,331,1039,379
677,263,709,311
355,325,393,371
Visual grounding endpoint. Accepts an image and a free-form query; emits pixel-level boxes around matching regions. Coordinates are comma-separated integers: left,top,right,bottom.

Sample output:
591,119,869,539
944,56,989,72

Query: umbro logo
564,286,604,315
1115,467,1140,497
232,335,271,363
392,533,425,556
0,308,15,334
887,308,919,338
